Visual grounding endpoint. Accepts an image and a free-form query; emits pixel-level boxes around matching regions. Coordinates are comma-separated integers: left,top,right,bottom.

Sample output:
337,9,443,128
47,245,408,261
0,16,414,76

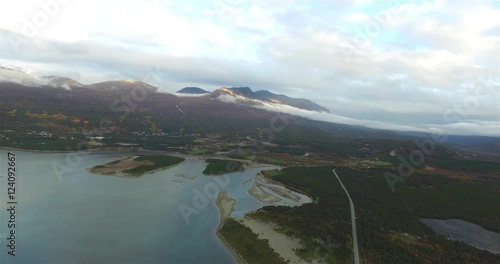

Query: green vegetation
252,166,352,263
261,156,285,164
428,157,500,173
123,155,185,176
337,168,500,263
398,172,500,233
249,166,500,263
203,158,244,175
362,160,392,166
187,148,209,155
218,218,285,264
262,169,282,177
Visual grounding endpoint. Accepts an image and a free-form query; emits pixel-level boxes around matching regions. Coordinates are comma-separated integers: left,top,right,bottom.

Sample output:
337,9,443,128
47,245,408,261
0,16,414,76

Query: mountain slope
0,67,82,89
42,76,83,89
177,87,210,94
0,67,44,86
211,87,331,113
86,80,158,93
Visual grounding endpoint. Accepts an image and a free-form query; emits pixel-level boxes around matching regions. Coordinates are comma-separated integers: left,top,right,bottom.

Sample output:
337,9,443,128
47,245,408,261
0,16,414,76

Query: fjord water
0,150,309,263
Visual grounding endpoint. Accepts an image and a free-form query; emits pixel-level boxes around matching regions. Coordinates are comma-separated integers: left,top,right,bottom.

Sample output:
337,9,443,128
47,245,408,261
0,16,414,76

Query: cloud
0,0,499,136
218,94,500,136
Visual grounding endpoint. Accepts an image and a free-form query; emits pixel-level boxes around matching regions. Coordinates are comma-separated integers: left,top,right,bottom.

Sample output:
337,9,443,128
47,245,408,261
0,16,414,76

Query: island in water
88,155,185,178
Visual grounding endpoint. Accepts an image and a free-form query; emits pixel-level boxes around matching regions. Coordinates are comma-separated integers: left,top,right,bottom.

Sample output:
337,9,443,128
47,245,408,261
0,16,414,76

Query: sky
0,0,499,136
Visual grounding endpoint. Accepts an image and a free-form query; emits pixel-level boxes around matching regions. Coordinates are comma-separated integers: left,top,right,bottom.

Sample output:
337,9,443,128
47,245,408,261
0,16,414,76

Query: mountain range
177,87,210,94
0,66,498,154
0,67,329,113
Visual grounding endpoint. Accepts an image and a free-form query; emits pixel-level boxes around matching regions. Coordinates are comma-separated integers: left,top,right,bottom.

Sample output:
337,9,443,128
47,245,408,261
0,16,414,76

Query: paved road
333,169,360,264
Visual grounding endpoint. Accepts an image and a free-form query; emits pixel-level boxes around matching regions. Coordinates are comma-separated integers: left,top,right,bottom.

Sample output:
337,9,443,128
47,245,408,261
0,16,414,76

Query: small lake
421,218,500,254
0,150,310,264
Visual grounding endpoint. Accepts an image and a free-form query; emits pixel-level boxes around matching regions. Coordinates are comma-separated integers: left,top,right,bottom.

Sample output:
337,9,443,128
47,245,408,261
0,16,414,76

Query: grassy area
362,160,392,166
218,218,286,264
187,148,209,155
388,232,421,246
123,155,185,176
203,158,244,175
261,156,285,164
262,169,282,177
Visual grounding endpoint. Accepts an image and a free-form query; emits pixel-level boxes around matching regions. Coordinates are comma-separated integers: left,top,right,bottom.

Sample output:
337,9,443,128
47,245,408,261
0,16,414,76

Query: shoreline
86,162,184,179
216,171,317,264
0,146,268,163
248,172,310,204
214,191,248,264
87,155,186,178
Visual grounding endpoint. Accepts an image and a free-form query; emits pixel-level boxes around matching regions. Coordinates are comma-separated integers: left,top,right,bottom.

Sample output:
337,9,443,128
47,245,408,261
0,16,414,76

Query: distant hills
212,87,331,113
0,66,497,154
41,76,83,89
0,67,330,113
177,87,210,94
86,80,158,93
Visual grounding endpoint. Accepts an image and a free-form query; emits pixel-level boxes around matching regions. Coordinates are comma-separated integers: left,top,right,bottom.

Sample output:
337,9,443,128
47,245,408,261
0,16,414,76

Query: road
333,169,360,264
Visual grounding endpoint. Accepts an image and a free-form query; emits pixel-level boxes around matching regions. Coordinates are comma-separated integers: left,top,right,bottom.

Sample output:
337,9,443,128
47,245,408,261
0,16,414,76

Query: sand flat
238,217,326,264
88,156,154,177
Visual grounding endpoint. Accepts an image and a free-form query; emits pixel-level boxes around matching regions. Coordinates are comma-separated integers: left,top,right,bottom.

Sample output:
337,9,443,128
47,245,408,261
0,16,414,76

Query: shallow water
0,150,310,263
421,218,500,254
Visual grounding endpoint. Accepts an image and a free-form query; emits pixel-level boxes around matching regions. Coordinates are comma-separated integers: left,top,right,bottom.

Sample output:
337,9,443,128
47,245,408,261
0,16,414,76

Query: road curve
333,169,360,264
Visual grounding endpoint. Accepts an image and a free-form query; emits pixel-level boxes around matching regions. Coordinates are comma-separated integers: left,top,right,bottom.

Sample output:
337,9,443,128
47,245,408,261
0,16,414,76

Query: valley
1,74,499,263
2,2,499,263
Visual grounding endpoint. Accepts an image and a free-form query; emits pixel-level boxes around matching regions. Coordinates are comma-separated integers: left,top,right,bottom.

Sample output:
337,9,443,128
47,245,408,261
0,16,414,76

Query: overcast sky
0,0,499,136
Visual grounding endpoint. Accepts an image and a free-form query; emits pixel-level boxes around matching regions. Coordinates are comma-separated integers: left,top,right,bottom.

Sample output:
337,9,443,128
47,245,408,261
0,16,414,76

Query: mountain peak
41,76,83,88
213,87,330,113
0,66,42,86
86,80,158,92
177,87,210,94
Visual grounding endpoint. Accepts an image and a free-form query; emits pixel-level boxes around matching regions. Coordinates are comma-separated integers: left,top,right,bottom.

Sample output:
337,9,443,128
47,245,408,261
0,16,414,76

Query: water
421,218,500,254
0,150,310,263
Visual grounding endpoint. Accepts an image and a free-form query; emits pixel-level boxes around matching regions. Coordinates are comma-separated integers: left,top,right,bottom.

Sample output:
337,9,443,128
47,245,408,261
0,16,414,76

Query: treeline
253,166,500,263
218,218,285,264
251,166,353,263
398,172,500,233
337,167,500,263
